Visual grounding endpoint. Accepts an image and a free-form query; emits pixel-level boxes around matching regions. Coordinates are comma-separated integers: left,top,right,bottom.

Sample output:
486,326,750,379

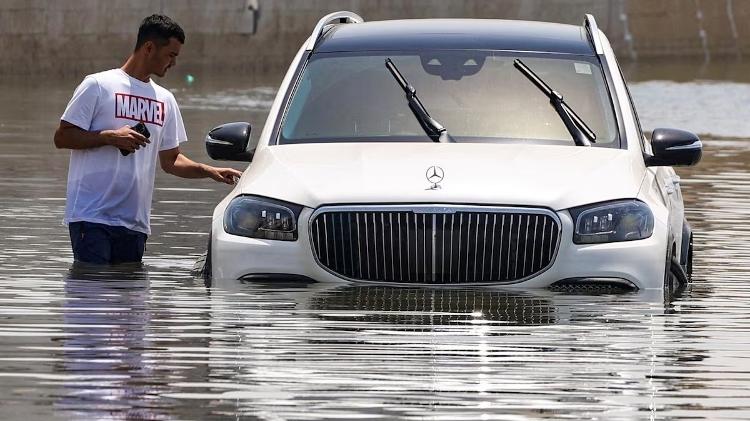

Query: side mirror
205,122,254,162
644,128,702,167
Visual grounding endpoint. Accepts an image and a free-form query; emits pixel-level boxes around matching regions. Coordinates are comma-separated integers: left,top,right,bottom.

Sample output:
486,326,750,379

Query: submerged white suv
200,12,701,291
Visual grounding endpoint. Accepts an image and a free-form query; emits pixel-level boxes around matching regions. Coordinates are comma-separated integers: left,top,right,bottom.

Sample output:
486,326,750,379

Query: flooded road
1,60,750,419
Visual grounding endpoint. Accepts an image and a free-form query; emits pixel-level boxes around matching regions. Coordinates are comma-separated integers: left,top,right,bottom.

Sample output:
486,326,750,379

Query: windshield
279,51,619,146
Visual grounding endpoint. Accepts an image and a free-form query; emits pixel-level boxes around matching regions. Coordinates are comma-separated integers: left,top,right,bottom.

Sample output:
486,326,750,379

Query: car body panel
236,143,645,211
315,19,595,55
211,206,669,291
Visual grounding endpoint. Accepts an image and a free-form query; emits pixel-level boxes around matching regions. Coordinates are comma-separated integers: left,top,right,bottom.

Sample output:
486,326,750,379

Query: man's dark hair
134,14,185,51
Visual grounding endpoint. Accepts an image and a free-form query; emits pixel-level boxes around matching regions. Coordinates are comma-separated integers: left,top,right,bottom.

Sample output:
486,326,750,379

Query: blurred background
0,0,746,76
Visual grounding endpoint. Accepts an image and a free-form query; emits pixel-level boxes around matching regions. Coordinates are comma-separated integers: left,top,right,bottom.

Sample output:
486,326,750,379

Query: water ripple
2,74,750,420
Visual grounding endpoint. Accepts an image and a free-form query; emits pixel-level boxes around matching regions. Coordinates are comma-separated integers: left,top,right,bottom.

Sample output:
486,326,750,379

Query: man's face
146,37,182,77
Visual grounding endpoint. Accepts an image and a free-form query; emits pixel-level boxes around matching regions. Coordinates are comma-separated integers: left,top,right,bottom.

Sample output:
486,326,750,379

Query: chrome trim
489,214,497,280
205,137,233,146
372,212,379,280
522,214,530,275
389,213,395,281
449,214,455,282
305,11,364,51
551,277,638,290
540,218,548,268
397,213,403,281
583,14,604,55
484,213,495,280
364,213,370,279
530,215,538,272
665,140,702,151
323,213,330,265
431,214,437,282
355,213,362,278
499,214,506,279
308,204,563,286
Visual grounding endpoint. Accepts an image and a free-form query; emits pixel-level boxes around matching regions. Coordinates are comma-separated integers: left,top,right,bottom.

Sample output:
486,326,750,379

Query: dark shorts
69,221,147,264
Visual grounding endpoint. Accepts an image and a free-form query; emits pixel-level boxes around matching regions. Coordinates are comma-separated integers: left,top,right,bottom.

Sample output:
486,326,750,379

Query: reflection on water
57,266,159,419
1,61,750,419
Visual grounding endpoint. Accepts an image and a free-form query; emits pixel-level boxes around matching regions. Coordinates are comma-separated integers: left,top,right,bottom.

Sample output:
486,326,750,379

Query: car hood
238,143,645,211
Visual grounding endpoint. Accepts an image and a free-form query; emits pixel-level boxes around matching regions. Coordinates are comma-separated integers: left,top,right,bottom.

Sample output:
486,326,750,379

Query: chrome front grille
309,206,561,284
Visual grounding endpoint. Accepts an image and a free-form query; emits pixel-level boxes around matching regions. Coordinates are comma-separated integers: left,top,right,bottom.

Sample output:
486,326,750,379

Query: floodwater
1,59,750,420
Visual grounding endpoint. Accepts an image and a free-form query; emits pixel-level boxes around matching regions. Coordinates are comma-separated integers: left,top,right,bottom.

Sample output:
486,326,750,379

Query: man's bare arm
53,120,149,152
159,147,243,184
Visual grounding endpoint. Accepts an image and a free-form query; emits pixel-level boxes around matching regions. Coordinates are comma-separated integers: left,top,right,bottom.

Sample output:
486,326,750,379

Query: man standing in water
53,14,242,265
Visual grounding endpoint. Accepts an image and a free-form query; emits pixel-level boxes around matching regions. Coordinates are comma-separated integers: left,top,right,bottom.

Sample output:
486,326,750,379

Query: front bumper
211,207,668,290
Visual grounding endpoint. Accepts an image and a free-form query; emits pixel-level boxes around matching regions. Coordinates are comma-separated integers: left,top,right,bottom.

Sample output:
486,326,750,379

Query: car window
616,63,651,154
280,51,619,146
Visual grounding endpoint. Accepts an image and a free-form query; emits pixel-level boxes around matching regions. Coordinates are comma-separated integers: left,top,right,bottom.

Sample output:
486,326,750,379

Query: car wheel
663,240,679,294
680,220,693,280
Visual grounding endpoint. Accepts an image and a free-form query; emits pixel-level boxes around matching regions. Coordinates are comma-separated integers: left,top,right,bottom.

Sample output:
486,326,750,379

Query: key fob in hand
120,122,151,156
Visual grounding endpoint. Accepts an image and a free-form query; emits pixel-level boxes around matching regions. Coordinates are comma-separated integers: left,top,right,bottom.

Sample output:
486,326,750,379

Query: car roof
315,19,595,56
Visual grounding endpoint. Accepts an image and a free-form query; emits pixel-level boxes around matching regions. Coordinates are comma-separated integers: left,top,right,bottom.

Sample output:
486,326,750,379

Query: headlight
224,196,302,241
570,199,654,244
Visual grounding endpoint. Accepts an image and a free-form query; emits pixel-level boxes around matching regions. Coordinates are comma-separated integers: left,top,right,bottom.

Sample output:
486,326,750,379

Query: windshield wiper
513,59,596,147
385,58,455,143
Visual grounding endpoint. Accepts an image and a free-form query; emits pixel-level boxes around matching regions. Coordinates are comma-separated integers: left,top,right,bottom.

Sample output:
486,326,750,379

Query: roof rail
305,11,364,51
583,14,604,55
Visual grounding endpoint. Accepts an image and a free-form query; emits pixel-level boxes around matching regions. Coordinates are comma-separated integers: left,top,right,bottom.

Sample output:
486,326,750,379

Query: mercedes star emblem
426,165,444,190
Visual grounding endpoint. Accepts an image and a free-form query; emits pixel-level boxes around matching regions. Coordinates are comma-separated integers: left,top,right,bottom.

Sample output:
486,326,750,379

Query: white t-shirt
61,69,187,235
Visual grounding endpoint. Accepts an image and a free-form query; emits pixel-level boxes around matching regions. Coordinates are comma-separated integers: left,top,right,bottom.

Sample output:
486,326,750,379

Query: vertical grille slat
389,213,394,282
449,214,455,283
396,212,404,281
481,213,489,282
521,215,531,277
458,213,465,282
422,213,432,282
539,219,549,272
363,213,370,280
330,213,338,273
347,214,355,277
356,213,363,278
513,214,522,279
503,215,513,280
489,214,497,281
404,215,411,282
440,214,446,284
311,208,559,285
372,213,380,280
323,214,330,267
530,215,539,274
431,214,437,284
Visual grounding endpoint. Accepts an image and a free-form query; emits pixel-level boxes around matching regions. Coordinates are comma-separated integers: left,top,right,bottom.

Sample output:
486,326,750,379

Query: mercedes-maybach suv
200,12,701,291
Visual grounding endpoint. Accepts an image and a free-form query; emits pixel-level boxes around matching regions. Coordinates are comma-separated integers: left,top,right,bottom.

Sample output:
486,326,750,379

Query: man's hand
206,166,243,185
101,125,150,153
54,121,149,151
159,147,243,184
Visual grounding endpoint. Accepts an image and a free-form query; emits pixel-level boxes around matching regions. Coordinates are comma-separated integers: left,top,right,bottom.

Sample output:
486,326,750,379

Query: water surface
1,61,749,420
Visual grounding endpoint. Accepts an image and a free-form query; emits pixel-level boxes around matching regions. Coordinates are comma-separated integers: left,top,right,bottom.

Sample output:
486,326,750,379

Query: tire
680,220,693,279
664,240,679,293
